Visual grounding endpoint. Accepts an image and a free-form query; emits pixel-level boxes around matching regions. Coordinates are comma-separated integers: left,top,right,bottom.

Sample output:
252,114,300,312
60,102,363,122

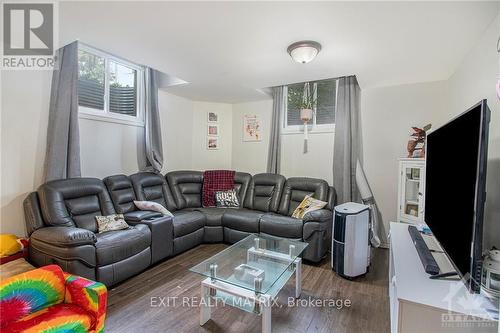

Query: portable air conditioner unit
331,202,370,278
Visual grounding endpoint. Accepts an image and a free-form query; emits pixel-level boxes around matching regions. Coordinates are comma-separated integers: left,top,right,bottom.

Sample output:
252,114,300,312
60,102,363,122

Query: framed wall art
243,114,261,142
207,137,219,150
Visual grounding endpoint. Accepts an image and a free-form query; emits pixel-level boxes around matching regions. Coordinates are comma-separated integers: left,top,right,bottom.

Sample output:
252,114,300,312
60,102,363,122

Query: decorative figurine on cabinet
407,124,432,158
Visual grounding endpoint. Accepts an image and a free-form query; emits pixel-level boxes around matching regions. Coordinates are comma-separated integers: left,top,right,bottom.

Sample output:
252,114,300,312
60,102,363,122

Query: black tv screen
424,100,490,293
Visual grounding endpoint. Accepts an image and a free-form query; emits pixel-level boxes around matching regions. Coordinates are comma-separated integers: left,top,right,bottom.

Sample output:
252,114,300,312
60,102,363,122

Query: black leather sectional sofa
23,171,336,286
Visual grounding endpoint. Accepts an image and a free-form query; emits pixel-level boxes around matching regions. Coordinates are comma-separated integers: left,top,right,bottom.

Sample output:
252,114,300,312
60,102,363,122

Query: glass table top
189,234,308,295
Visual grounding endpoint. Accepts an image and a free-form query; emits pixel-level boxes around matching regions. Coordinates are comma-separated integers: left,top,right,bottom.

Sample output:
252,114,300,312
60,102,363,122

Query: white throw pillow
134,200,174,217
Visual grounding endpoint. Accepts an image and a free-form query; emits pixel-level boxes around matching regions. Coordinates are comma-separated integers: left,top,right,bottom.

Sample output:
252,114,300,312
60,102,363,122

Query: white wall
1,70,51,237
79,91,196,178
227,10,500,251
281,132,334,184
79,119,142,178
446,13,500,250
80,91,195,178
159,91,195,172
0,71,194,236
191,101,233,170
1,7,200,237
230,81,450,246
231,99,335,183
232,100,272,175
361,81,450,244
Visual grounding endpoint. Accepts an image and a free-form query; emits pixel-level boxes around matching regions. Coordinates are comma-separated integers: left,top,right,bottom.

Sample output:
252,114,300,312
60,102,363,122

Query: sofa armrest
302,209,333,223
64,273,107,333
126,216,173,263
0,265,67,326
31,227,96,247
123,210,162,222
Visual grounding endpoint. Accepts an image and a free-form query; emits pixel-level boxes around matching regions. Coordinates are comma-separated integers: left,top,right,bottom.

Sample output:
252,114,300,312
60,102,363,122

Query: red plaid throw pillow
202,170,235,207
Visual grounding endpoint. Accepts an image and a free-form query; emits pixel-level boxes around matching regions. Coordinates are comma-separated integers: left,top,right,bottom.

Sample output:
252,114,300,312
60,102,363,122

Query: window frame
281,79,337,135
78,44,145,127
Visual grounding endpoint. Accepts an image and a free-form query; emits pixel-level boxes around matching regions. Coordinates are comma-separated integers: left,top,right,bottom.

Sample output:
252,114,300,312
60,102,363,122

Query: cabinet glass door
403,167,421,221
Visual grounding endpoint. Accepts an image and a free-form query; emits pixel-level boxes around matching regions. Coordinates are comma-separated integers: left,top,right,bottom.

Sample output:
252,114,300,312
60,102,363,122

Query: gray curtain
356,160,381,247
142,67,164,173
43,41,81,182
266,86,284,174
333,76,362,204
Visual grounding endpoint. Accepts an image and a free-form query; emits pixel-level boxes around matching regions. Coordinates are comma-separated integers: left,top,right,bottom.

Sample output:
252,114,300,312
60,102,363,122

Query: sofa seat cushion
172,211,205,237
177,207,198,212
260,213,303,238
95,224,151,266
195,208,227,226
3,303,93,333
222,209,263,233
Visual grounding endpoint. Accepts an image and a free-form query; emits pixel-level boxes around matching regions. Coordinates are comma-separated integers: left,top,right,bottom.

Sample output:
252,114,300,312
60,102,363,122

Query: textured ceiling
60,1,500,103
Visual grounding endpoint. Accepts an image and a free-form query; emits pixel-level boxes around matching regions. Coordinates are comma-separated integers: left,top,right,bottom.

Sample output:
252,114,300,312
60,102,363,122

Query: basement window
282,78,336,134
77,44,144,126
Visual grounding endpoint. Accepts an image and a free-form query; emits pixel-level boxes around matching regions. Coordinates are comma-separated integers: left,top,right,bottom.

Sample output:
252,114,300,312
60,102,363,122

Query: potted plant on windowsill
288,82,317,152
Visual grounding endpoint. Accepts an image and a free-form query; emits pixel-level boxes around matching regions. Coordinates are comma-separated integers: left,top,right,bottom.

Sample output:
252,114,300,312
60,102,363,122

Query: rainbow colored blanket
0,265,107,333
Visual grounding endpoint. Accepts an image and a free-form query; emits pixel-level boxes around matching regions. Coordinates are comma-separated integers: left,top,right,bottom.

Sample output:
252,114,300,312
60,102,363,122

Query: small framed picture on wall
207,137,219,150
243,114,261,142
207,112,218,123
207,124,219,136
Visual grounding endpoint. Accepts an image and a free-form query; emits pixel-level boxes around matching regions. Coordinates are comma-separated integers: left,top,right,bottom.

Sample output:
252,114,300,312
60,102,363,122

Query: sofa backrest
103,174,137,214
166,170,203,209
326,186,337,210
37,178,115,232
234,172,252,208
244,173,285,212
23,192,46,236
130,172,177,211
278,177,329,216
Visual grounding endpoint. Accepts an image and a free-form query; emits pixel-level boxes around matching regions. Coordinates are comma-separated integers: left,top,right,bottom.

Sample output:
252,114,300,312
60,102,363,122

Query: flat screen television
424,99,490,293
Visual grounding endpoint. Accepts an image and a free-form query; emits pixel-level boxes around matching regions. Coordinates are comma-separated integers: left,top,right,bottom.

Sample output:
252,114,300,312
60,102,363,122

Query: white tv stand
389,222,498,333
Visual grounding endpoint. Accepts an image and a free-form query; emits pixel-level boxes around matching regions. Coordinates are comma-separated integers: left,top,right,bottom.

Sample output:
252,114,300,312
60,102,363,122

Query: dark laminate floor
105,244,390,333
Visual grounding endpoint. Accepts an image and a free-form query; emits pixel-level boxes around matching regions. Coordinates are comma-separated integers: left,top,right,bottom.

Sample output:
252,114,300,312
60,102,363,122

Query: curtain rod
267,75,355,89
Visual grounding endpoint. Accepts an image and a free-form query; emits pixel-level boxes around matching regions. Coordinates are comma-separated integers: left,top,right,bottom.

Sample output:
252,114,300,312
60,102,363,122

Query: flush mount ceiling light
287,41,322,64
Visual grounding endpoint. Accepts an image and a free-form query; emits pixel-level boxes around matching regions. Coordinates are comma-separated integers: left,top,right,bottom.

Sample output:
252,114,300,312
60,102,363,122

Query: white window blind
108,61,137,117
315,79,336,125
284,79,336,132
78,49,105,110
286,83,305,126
77,44,143,125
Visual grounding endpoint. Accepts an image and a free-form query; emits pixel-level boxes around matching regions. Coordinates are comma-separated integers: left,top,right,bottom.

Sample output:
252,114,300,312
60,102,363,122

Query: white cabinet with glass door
397,158,425,224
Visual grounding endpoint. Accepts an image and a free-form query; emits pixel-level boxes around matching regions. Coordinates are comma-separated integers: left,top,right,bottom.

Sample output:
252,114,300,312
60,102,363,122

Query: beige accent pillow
292,195,328,219
95,214,129,233
134,200,173,217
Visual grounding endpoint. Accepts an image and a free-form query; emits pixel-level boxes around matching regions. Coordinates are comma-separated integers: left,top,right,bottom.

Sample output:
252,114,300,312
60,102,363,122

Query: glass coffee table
190,234,308,333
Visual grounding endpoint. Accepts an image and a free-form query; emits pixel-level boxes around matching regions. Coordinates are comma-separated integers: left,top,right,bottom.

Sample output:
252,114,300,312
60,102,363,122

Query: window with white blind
78,44,144,126
283,79,336,133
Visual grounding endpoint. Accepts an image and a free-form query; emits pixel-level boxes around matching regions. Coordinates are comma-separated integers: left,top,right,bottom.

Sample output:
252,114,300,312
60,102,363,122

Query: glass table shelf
189,234,308,295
